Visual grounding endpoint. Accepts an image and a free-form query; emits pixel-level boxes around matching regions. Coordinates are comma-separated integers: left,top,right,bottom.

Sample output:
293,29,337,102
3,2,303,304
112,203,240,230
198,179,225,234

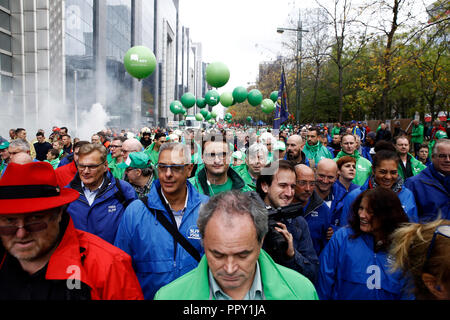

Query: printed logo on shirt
310,211,319,217
108,205,116,213
187,226,201,240
358,165,368,171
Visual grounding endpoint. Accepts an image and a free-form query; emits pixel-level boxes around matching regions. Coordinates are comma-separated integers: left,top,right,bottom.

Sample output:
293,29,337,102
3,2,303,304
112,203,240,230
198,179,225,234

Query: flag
273,67,289,130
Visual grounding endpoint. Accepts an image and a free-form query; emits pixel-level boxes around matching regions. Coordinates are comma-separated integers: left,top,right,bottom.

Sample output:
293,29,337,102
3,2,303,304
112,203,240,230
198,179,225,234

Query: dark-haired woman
339,149,418,227
317,188,412,300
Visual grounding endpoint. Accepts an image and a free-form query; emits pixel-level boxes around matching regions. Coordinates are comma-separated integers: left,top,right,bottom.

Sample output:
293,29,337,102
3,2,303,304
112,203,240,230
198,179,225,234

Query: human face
286,137,303,161
77,151,107,189
0,148,10,161
246,151,266,177
46,151,55,161
316,164,337,194
0,209,62,263
121,142,141,160
332,135,340,145
91,135,100,144
262,169,296,208
338,161,356,181
306,130,318,146
155,137,166,148
432,143,450,175
36,135,45,144
203,211,262,299
418,148,429,161
295,169,316,203
61,136,71,147
125,167,141,185
158,148,192,195
395,138,410,156
341,135,357,154
358,197,381,235
374,159,398,189
109,141,123,158
16,130,26,140
8,145,27,162
203,141,230,177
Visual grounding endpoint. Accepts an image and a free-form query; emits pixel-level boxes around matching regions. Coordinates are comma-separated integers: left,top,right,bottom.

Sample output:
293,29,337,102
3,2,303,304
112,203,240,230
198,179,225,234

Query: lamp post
277,11,309,124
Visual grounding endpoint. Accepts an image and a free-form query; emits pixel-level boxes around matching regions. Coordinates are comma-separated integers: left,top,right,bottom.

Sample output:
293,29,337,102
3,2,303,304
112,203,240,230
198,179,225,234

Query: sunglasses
0,221,48,236
423,225,450,271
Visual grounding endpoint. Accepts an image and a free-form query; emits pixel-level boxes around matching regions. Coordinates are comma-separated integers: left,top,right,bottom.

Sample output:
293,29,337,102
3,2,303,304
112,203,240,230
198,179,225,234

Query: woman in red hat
0,162,143,300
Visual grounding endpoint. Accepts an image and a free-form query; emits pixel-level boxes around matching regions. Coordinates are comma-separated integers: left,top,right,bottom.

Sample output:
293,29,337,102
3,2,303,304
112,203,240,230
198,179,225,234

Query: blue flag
273,67,289,130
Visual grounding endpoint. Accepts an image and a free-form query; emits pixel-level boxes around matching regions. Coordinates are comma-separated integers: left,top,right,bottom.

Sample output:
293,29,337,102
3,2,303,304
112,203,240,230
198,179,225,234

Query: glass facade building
0,0,12,95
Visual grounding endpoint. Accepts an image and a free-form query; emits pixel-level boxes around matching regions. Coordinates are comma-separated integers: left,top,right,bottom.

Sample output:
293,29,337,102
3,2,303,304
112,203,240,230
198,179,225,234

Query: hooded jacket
114,180,209,299
188,166,253,196
0,214,143,300
339,178,418,227
329,179,359,229
154,249,318,300
334,150,372,186
397,153,426,180
303,141,333,167
233,163,257,190
317,227,411,300
411,123,424,144
66,171,137,244
404,164,449,222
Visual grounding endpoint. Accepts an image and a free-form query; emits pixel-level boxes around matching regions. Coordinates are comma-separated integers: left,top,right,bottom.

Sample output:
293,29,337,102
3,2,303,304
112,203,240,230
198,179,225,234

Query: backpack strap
114,178,133,209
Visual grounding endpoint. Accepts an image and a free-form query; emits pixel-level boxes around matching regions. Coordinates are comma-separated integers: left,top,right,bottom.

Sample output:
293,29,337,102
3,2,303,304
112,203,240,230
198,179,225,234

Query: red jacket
45,218,144,300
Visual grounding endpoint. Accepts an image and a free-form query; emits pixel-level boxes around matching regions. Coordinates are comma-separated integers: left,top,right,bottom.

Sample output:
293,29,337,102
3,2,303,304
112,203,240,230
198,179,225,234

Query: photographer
255,160,319,284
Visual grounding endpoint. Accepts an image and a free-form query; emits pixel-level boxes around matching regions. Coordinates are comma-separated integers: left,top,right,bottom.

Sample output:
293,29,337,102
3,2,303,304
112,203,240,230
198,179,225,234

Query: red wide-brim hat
0,162,79,214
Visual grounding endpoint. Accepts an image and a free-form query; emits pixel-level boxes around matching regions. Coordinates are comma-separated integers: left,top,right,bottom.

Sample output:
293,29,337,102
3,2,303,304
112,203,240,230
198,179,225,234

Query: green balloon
180,92,196,108
124,46,156,79
196,97,206,108
232,86,248,103
261,98,275,114
208,119,215,125
170,100,183,114
205,90,220,106
246,116,252,122
205,112,212,121
205,62,230,88
247,89,263,106
220,92,233,107
211,111,218,119
200,109,209,118
195,113,204,121
270,91,279,102
225,112,232,120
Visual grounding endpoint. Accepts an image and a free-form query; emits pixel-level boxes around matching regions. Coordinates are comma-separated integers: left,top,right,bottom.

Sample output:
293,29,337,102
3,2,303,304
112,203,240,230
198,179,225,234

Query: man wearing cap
0,162,144,300
0,139,10,175
66,143,137,244
120,152,156,200
114,143,209,299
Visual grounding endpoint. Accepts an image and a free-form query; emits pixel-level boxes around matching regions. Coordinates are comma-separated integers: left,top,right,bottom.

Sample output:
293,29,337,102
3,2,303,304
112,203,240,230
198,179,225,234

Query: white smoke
76,103,111,141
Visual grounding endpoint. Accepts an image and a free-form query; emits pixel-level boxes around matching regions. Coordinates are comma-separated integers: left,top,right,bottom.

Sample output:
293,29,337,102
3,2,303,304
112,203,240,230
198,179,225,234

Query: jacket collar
197,166,245,196
304,190,325,214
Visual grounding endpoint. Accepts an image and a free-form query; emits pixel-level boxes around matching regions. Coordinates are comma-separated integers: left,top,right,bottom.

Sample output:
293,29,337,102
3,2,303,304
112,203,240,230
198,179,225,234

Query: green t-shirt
209,178,233,196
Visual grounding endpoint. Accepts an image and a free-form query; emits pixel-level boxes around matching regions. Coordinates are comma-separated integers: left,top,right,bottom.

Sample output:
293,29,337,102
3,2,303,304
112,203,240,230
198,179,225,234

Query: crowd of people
0,117,449,301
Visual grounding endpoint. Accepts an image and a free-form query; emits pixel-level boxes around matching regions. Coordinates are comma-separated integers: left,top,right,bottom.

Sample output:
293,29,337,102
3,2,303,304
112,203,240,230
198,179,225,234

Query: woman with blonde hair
389,219,450,300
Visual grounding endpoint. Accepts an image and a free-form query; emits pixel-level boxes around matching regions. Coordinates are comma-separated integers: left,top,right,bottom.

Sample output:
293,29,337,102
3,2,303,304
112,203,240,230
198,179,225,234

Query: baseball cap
0,138,9,150
118,152,152,169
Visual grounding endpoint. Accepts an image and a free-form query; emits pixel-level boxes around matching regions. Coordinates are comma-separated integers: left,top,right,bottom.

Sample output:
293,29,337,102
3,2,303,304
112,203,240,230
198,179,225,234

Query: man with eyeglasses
255,160,318,284
108,136,127,179
405,139,450,222
189,133,252,196
120,151,156,200
114,142,209,299
66,143,137,244
0,162,143,300
293,164,331,256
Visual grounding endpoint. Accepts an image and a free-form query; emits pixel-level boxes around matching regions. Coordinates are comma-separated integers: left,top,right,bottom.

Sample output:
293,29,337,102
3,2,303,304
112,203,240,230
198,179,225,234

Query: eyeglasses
296,180,316,187
437,154,450,160
77,161,106,171
423,225,450,271
0,221,48,236
157,164,186,174
204,152,228,160
110,145,122,149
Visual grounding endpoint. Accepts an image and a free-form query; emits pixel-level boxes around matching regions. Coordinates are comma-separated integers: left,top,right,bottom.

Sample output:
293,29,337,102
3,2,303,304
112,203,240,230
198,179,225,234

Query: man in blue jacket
66,143,137,244
114,142,209,299
404,139,450,222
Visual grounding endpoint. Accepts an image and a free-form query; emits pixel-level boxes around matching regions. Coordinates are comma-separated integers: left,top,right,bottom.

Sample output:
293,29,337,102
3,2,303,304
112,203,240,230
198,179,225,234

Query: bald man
10,152,33,165
315,159,338,204
285,135,310,166
294,164,331,256
121,138,144,161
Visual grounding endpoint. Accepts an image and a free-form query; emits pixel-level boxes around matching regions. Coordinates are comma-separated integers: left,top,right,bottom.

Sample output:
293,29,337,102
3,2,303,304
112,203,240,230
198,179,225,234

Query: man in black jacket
33,132,52,161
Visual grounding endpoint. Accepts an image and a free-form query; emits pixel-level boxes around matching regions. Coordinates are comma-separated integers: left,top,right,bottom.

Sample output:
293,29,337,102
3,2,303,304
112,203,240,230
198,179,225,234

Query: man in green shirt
394,135,426,180
189,133,252,196
144,132,167,166
333,133,372,186
234,143,269,191
303,126,334,168
410,119,424,156
154,190,318,300
108,136,127,179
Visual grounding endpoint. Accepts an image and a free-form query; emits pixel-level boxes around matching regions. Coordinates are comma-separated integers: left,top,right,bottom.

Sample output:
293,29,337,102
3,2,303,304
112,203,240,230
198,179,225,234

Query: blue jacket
114,179,209,300
329,180,359,230
317,227,411,300
361,145,374,163
404,164,449,222
300,191,331,256
66,171,137,244
339,179,418,228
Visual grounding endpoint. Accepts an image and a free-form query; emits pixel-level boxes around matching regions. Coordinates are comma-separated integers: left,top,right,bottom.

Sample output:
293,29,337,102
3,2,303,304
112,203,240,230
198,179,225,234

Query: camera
263,202,304,263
